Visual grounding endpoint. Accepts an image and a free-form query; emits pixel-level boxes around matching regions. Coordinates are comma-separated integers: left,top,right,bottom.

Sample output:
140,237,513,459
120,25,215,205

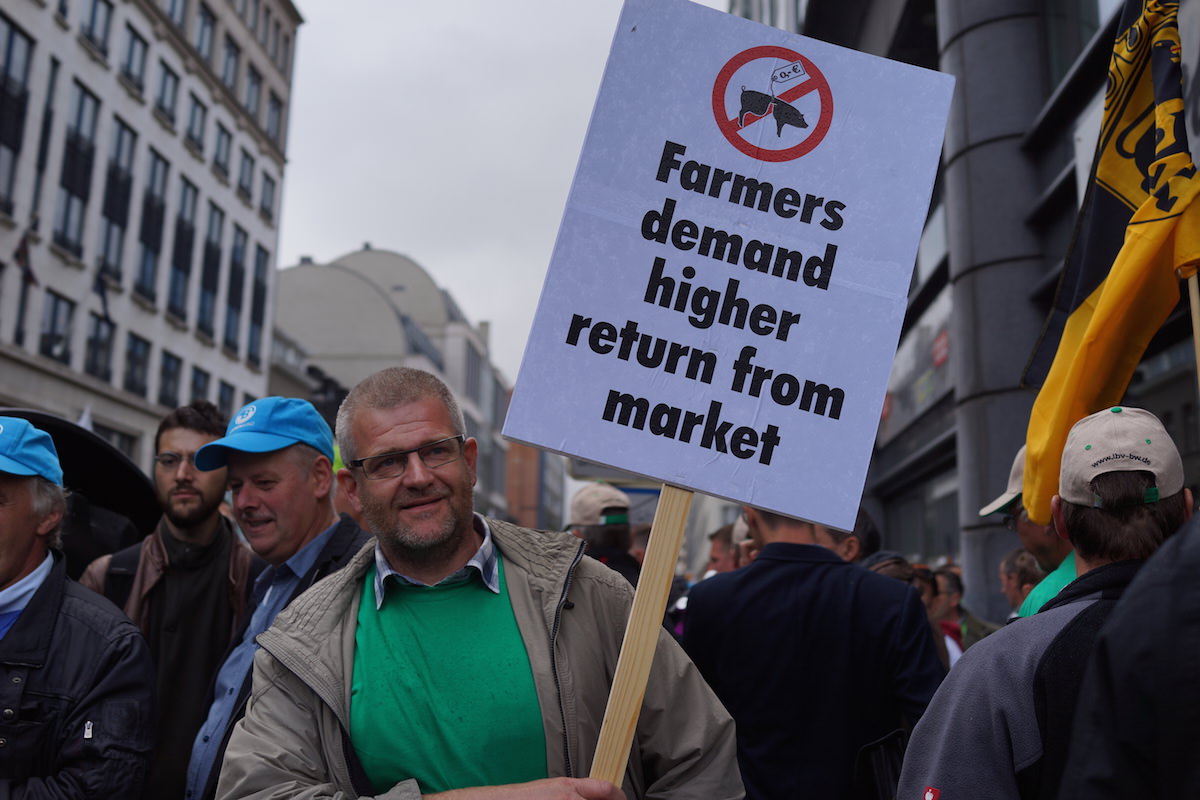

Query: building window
279,33,290,74
1045,0,1104,86
135,148,170,301
165,0,188,28
53,80,100,258
121,25,147,91
191,365,210,402
159,350,182,406
236,148,253,202
81,0,113,56
124,332,151,396
247,244,267,366
84,311,115,381
217,379,235,417
40,290,76,364
265,92,282,143
97,115,136,280
156,61,179,123
260,172,274,221
220,35,239,90
195,3,215,61
186,93,206,152
244,64,260,117
465,343,483,405
248,0,259,35
213,123,231,177
198,201,223,336
167,177,198,319
0,15,34,214
269,20,279,62
224,225,246,352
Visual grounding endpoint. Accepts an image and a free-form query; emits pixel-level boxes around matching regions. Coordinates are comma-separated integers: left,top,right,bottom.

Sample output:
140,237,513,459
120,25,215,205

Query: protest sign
505,0,953,531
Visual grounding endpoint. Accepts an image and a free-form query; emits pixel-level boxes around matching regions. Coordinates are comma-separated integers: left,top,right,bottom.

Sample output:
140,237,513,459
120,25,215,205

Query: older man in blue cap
0,416,155,796
184,397,369,800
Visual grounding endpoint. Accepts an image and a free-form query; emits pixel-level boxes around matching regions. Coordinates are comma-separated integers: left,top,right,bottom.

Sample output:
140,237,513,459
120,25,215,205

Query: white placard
503,0,954,530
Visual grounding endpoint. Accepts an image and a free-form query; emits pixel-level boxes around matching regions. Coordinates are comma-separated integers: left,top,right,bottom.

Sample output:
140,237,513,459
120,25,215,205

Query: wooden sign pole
589,483,694,785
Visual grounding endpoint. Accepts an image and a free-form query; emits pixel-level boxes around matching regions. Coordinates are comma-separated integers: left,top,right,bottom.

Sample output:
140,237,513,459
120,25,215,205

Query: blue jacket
682,542,944,800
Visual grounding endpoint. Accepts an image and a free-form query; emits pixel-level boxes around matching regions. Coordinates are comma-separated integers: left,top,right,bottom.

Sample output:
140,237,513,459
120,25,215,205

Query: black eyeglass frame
348,434,466,481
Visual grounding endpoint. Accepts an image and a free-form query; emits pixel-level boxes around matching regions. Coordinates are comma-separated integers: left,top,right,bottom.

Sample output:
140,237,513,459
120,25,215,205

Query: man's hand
427,777,624,799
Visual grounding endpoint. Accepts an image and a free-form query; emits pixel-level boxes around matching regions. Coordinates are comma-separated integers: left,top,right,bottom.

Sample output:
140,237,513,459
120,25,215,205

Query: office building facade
0,0,299,465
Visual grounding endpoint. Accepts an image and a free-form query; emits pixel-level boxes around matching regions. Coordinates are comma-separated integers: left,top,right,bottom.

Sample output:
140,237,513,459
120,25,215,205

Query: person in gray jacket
216,367,742,800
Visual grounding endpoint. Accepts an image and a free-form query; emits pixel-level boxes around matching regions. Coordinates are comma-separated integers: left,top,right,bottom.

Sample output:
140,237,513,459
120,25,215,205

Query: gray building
0,0,299,465
732,0,1200,621
274,246,512,518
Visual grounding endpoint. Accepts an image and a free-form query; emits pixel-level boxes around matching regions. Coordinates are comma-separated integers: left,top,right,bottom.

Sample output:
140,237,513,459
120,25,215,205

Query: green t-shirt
350,557,547,793
1019,550,1077,617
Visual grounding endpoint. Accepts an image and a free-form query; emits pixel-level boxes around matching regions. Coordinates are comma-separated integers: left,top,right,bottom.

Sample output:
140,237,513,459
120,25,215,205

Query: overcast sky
277,0,729,383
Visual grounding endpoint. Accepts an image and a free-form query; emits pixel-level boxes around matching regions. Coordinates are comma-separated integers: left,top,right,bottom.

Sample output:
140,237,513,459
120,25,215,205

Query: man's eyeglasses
153,451,196,470
348,435,465,481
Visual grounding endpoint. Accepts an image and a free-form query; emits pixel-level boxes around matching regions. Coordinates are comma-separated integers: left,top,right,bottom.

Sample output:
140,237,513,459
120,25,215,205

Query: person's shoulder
325,514,373,555
59,577,143,645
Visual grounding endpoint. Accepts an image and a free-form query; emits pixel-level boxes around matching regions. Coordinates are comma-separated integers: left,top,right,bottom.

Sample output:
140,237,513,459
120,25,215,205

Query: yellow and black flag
1022,0,1200,524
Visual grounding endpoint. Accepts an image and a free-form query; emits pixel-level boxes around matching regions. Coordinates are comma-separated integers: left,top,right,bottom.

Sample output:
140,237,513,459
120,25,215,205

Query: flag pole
1187,273,1200,403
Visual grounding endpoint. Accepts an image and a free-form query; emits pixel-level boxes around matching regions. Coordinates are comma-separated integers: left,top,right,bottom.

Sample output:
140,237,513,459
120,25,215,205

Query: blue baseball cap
0,416,64,486
195,397,334,470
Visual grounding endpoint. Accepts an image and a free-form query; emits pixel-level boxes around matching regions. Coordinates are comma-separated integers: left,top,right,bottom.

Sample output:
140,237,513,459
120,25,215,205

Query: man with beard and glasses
215,367,742,800
81,401,261,799
183,397,369,800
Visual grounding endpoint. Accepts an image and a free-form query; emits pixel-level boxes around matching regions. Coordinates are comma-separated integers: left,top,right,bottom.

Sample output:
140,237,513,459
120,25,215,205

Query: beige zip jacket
216,518,744,800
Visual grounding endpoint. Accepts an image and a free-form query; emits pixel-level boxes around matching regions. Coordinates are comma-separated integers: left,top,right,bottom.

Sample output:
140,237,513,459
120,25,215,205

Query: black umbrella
1,408,157,577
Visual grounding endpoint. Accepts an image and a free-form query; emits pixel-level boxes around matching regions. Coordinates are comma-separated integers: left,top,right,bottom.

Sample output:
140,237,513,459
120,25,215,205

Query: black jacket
682,542,945,800
1060,519,1200,800
194,514,371,800
0,552,155,798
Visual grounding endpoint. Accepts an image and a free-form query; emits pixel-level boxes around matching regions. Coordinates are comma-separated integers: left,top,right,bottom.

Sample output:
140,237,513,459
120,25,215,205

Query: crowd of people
1,368,1197,798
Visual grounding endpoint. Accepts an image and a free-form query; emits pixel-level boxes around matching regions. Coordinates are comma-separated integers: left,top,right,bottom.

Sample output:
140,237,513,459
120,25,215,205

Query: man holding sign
215,367,742,799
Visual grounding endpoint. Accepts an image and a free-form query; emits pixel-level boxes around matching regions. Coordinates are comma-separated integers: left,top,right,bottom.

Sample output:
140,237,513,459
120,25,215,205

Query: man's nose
400,454,436,486
174,456,196,479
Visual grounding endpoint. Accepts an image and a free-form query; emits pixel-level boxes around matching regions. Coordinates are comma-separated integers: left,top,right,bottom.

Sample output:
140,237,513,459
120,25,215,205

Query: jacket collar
1039,558,1144,614
262,515,582,650
755,541,846,564
0,551,66,666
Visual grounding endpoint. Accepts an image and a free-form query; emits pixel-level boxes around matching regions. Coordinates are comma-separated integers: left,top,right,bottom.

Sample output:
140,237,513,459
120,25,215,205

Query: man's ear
841,536,861,562
1184,488,1194,522
311,455,334,499
338,468,364,514
36,509,63,538
1050,495,1070,542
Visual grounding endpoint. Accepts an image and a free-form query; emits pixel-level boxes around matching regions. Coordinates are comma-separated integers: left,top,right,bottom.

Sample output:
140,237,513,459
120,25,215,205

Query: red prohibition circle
711,45,834,162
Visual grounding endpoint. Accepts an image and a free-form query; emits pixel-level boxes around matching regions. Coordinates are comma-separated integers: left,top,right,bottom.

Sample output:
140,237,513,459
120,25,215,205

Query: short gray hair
30,476,66,549
335,368,465,462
